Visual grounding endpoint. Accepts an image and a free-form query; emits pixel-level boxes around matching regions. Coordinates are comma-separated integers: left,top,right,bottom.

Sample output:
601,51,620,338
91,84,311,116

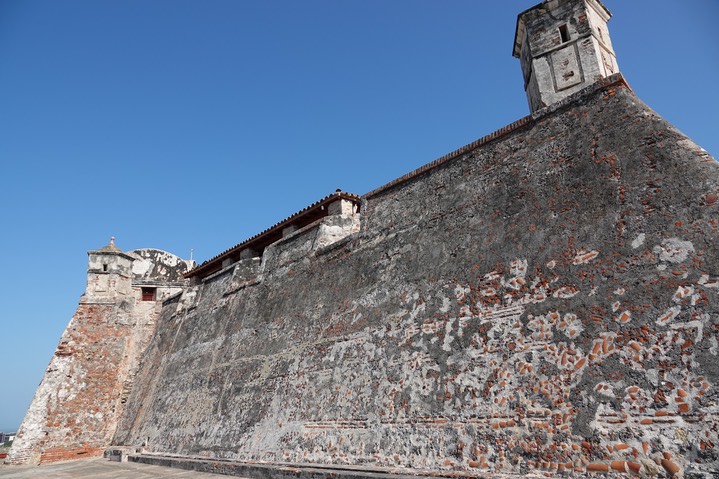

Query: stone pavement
0,458,235,478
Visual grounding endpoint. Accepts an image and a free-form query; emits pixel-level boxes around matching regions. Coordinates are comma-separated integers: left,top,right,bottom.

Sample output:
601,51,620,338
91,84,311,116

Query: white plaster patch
442,317,456,352
527,313,554,341
698,274,719,289
670,319,704,343
132,258,152,276
476,304,525,324
454,285,470,302
510,258,528,278
553,286,578,299
595,382,615,398
571,249,600,265
403,323,420,341
709,336,718,356
691,294,702,306
653,238,694,264
420,319,444,335
673,286,694,303
631,233,646,249
657,306,681,325
614,310,631,324
645,369,659,387
406,298,427,324
439,296,451,313
504,276,526,290
483,270,501,282
557,313,583,339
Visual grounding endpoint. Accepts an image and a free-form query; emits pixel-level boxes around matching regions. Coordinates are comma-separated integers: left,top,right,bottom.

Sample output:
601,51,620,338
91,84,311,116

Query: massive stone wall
113,79,719,477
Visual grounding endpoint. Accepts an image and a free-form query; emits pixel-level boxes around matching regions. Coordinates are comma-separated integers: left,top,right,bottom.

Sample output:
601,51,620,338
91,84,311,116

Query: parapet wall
113,80,719,477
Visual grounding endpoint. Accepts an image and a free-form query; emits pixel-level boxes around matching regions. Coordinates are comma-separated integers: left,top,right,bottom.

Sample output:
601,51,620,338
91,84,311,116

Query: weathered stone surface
514,0,619,112
6,248,192,465
128,249,192,285
8,3,719,476
6,303,134,465
110,79,719,477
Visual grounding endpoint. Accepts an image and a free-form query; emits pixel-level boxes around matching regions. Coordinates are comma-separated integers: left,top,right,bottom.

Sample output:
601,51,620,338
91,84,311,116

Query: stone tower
85,237,134,300
6,240,192,465
513,0,619,112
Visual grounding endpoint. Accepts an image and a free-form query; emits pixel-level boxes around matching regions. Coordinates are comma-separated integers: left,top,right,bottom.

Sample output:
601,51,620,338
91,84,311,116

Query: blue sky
0,0,717,432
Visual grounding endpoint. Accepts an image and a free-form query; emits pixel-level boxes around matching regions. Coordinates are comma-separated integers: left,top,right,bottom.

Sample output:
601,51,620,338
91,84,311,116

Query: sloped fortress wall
6,247,192,465
114,80,719,477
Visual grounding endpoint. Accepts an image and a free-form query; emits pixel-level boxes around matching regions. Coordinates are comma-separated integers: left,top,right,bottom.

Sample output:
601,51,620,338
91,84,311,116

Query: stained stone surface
6,249,192,465
111,78,719,478
12,2,719,476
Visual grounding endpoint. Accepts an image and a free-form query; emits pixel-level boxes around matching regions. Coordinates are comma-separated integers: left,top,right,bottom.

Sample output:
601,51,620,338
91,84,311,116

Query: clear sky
0,0,717,432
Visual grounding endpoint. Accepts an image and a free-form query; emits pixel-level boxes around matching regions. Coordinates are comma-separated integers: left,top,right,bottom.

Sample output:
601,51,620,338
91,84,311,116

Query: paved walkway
0,458,234,478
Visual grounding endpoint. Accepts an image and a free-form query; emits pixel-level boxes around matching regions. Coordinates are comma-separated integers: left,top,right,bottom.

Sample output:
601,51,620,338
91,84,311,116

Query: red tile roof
185,190,360,279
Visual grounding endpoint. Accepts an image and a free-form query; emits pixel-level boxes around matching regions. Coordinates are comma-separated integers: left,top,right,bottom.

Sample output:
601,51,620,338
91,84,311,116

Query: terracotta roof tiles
185,190,360,279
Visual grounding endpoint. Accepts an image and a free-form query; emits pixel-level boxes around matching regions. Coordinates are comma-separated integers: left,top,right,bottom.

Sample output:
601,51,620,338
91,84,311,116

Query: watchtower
513,0,619,113
85,237,134,300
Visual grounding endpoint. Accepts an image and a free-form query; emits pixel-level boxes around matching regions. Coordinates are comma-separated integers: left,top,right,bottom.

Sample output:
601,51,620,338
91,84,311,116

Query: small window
103,264,108,272
141,287,156,301
559,24,570,43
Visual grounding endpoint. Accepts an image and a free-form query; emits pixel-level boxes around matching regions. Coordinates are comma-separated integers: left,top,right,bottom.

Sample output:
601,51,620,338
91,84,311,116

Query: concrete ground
0,458,235,478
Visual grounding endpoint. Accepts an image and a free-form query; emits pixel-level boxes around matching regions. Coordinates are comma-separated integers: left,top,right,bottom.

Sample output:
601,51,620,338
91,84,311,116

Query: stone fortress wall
112,78,719,478
7,1,719,477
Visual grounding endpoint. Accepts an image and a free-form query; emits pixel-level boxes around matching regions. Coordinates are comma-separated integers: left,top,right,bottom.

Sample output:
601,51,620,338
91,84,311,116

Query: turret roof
95,236,123,253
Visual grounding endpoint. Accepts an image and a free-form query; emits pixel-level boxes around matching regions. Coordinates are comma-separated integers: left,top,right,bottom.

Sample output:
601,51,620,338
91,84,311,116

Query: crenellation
315,215,361,253
229,257,262,289
184,190,362,281
327,197,357,217
240,248,260,260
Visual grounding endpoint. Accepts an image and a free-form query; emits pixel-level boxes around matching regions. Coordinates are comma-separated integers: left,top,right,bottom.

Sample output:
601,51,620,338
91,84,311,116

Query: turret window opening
559,24,570,43
103,264,108,272
141,287,157,301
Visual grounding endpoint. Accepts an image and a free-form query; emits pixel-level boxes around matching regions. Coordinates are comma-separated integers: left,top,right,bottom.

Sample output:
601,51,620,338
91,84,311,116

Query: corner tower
85,237,134,300
513,0,619,113
7,239,192,465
